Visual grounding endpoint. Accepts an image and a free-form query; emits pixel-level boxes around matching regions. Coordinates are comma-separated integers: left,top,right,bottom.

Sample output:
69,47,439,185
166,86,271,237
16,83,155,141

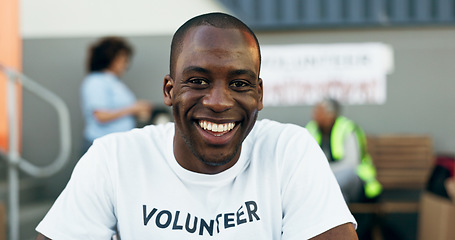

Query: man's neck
173,135,240,175
320,122,334,135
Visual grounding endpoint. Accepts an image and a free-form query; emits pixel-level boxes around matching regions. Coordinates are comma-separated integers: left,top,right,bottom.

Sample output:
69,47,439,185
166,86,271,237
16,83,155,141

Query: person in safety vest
306,98,382,202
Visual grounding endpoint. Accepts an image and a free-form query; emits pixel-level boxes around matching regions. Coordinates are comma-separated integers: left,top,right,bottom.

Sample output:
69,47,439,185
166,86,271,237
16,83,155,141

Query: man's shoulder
253,119,309,137
337,116,357,126
249,119,312,147
87,123,174,166
97,122,175,146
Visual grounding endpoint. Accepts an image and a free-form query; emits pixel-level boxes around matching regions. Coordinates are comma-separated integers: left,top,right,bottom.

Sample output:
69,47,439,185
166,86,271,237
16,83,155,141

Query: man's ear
257,78,263,111
163,74,174,106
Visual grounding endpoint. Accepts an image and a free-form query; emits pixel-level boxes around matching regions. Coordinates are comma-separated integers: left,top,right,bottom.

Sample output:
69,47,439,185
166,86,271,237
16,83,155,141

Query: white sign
260,43,394,106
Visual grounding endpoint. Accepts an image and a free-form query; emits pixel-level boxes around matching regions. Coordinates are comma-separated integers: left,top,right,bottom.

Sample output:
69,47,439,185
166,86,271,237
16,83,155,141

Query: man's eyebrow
182,66,210,75
229,69,257,80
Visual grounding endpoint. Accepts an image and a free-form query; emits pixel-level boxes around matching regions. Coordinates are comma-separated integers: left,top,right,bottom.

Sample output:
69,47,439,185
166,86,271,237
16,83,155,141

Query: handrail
0,64,71,177
0,64,71,240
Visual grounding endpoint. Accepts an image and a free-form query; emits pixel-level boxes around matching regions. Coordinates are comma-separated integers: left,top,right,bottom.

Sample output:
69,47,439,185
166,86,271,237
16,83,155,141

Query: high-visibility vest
306,117,382,198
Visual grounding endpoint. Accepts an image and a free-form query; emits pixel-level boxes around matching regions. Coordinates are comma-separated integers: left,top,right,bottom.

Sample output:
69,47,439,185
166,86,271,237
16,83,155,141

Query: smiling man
35,13,357,239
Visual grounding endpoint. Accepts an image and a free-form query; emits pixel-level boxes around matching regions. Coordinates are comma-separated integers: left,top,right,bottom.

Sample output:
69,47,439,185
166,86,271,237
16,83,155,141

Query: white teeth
199,120,235,133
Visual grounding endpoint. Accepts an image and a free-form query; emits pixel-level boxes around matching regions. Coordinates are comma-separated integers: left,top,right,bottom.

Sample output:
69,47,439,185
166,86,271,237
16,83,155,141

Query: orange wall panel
0,0,21,152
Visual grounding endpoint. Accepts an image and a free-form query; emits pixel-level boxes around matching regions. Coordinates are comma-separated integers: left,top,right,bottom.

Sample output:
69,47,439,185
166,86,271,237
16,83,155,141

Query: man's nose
202,83,234,112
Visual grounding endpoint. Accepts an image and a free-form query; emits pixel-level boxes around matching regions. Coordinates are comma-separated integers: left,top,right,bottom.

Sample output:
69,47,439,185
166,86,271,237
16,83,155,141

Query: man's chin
199,157,233,167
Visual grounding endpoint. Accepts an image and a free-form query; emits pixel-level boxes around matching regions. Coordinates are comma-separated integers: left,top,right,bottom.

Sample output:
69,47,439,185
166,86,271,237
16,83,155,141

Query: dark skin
311,223,358,240
35,234,49,240
36,25,358,240
163,25,263,174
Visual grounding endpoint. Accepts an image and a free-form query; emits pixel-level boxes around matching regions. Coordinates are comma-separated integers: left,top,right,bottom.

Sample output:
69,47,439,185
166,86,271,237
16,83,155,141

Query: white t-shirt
36,119,356,239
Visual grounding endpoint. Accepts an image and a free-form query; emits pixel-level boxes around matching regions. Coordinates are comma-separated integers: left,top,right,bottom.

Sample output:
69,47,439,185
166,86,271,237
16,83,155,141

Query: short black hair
169,12,261,78
87,36,133,72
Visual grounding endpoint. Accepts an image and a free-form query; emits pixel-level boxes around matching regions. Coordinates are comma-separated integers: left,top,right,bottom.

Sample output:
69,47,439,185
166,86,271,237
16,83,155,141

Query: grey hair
320,98,341,116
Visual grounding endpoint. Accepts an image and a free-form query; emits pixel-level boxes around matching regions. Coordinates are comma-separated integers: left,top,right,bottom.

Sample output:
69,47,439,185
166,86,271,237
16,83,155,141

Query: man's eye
230,80,249,88
188,78,208,85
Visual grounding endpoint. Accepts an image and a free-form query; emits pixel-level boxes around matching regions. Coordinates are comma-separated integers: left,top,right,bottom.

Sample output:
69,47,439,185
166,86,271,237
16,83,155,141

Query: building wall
20,0,229,38
256,27,455,154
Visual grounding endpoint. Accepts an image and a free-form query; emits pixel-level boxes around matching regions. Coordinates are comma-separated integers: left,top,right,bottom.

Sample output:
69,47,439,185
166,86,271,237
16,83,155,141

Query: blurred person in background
80,36,152,154
306,98,382,203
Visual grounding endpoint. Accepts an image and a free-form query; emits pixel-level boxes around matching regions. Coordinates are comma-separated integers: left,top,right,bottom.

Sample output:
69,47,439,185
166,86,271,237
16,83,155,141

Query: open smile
198,120,236,136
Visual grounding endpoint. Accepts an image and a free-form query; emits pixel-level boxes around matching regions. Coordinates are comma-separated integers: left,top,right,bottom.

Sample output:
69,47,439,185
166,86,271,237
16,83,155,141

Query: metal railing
0,64,71,240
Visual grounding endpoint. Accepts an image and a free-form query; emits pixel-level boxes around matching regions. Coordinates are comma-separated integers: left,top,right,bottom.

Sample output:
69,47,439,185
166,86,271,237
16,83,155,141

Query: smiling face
163,25,263,174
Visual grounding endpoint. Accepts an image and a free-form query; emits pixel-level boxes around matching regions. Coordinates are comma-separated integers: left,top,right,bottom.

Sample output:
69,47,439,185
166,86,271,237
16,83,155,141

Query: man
36,13,357,239
306,98,382,203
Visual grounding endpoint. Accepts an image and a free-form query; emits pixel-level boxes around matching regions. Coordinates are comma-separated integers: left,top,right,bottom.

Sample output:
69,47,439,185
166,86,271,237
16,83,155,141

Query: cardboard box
418,192,455,240
0,202,5,240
